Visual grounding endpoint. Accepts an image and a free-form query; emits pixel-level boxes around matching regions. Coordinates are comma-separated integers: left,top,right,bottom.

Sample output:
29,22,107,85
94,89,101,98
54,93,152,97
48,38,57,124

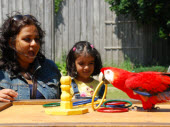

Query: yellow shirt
70,78,100,98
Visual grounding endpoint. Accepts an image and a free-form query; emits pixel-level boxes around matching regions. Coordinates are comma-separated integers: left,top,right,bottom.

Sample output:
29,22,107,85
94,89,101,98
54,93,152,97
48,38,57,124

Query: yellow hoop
91,81,107,111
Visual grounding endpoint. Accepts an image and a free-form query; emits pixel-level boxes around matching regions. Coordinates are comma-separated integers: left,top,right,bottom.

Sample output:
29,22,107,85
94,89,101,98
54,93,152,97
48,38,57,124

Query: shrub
56,52,67,76
55,0,63,13
105,0,170,40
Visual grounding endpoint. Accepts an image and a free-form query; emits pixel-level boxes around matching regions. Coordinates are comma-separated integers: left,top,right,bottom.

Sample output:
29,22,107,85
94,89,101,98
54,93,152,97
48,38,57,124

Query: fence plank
87,0,93,43
36,0,44,25
44,0,54,59
2,0,9,21
68,0,75,49
74,0,81,43
62,0,69,53
80,0,87,41
111,11,119,65
99,0,105,62
93,0,99,49
105,2,113,64
15,0,23,13
23,0,31,14
55,1,64,61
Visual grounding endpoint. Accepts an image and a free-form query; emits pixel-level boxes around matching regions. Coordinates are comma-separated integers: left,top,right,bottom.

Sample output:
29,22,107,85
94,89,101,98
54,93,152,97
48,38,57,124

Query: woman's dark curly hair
0,12,45,75
66,41,102,77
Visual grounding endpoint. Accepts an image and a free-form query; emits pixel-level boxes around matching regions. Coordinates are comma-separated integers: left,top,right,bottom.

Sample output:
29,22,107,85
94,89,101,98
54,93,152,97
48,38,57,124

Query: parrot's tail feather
156,91,170,102
142,91,170,110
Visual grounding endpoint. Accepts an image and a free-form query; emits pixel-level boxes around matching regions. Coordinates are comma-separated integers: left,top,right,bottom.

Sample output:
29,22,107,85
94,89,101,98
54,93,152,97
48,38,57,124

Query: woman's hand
0,89,18,102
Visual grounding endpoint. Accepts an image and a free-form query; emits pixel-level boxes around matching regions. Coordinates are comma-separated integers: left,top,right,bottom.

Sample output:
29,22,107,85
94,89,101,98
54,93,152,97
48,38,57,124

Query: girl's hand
0,89,18,102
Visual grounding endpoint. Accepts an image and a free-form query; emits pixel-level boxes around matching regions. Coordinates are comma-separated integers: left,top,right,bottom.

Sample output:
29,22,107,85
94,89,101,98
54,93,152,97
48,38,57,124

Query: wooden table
0,99,170,127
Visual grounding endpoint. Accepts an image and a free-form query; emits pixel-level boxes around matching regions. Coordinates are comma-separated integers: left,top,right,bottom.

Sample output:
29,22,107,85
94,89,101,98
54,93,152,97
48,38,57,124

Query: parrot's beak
99,72,110,84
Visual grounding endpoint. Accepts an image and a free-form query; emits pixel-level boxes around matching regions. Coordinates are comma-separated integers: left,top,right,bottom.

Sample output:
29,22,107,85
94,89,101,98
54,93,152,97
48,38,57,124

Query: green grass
133,66,168,72
104,57,168,72
106,84,130,99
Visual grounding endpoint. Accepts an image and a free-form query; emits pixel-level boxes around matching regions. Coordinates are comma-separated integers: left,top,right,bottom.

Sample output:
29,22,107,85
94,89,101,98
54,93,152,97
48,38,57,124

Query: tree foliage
55,0,63,13
105,0,170,40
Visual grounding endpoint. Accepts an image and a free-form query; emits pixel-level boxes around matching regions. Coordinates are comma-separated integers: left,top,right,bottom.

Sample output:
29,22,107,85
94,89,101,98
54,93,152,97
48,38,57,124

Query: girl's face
11,25,40,70
75,55,95,82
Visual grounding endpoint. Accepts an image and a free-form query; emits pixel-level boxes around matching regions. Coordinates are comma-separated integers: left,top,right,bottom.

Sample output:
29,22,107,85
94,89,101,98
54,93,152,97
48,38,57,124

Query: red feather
101,67,170,110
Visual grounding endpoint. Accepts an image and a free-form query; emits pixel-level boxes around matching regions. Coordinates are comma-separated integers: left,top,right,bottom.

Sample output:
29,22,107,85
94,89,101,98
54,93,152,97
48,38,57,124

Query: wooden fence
55,0,170,65
0,0,169,65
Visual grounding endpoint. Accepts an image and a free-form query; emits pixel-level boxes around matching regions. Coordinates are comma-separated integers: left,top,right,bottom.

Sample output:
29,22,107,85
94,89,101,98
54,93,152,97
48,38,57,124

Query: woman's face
12,25,40,69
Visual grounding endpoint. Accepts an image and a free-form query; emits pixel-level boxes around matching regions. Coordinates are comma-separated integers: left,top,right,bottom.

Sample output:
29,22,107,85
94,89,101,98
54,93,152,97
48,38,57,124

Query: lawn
106,84,130,99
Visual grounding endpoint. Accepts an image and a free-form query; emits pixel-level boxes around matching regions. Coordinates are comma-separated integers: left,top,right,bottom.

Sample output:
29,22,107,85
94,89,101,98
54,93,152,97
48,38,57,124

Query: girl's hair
66,41,102,77
0,12,45,75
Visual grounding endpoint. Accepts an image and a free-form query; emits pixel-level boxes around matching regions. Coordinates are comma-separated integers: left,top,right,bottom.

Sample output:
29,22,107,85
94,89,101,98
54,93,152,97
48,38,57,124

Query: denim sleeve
37,59,61,99
0,71,7,90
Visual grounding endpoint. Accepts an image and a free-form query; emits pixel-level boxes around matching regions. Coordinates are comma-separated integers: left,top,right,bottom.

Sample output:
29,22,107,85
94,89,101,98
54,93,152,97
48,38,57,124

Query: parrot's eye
106,70,111,74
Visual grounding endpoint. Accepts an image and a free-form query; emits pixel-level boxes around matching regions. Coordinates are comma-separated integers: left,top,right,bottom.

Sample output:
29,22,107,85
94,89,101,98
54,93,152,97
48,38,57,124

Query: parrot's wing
132,90,152,97
125,72,170,96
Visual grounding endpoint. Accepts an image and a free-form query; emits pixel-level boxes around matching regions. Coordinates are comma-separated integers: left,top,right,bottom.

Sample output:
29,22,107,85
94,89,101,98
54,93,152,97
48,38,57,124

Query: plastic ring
91,81,107,111
96,104,125,108
103,100,132,108
43,98,98,107
106,102,127,105
43,102,60,107
97,107,129,113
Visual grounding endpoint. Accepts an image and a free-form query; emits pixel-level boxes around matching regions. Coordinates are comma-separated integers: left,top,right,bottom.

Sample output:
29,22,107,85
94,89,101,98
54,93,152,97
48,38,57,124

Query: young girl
66,41,105,99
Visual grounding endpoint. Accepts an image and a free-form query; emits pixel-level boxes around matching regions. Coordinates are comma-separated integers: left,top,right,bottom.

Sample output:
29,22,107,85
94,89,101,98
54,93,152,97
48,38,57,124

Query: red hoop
97,107,129,113
105,102,127,105
103,100,132,108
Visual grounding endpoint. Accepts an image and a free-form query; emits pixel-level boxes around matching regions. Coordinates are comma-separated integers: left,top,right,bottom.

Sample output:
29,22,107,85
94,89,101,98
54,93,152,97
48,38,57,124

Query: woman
0,13,61,102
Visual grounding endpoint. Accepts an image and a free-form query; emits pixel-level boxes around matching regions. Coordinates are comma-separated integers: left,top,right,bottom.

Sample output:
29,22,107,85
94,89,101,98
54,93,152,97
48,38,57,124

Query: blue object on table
43,98,98,107
73,98,98,106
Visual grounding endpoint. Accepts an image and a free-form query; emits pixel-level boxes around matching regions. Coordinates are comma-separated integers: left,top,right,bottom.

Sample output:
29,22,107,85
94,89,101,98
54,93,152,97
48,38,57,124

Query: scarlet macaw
99,67,170,110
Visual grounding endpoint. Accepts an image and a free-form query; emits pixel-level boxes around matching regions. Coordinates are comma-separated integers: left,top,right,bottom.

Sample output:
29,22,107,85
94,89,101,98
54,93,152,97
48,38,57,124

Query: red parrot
99,67,170,110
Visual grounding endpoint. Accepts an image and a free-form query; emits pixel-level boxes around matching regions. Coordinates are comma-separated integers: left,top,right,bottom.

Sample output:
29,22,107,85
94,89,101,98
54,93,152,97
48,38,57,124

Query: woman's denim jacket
0,59,61,100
